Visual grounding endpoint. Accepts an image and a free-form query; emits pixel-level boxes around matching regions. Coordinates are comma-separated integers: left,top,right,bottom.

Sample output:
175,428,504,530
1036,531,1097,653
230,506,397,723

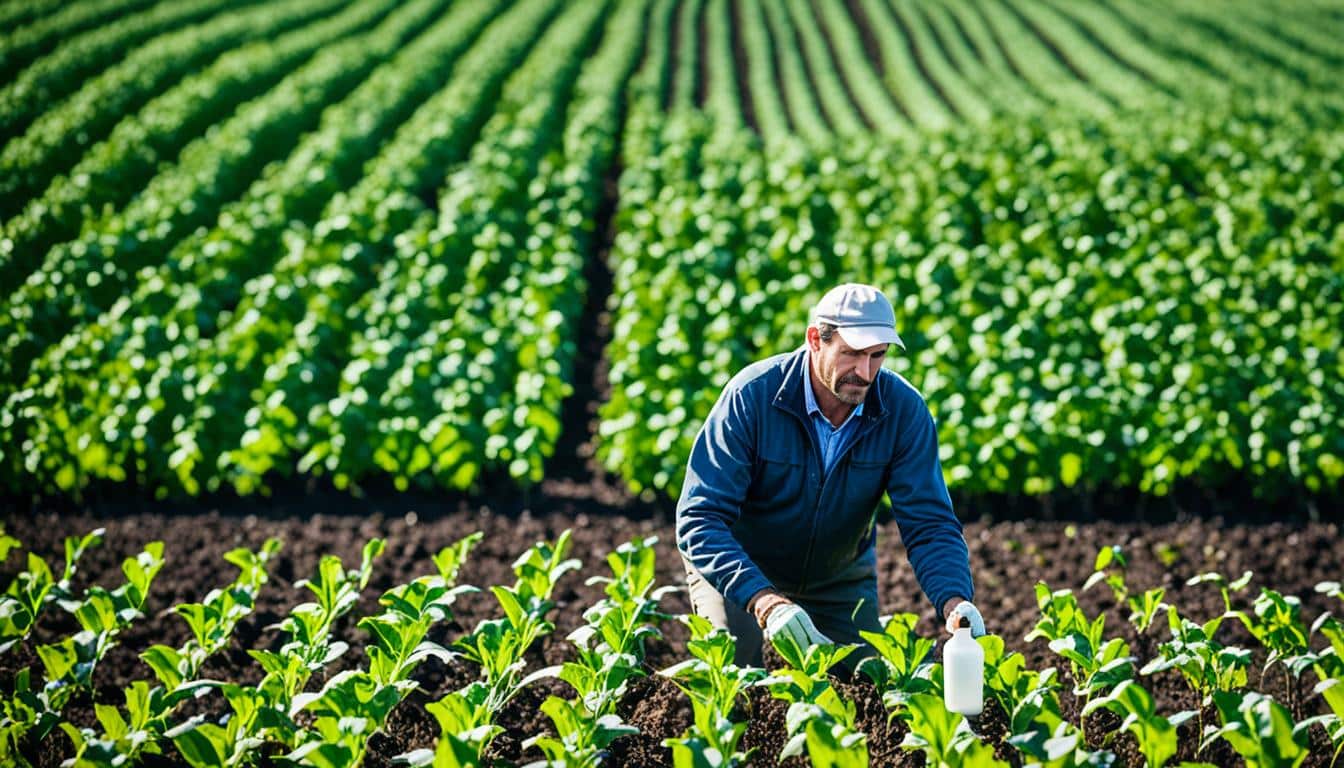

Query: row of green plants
307,0,653,494
0,0,442,392
0,0,71,37
0,0,156,85
0,0,652,499
3,526,1340,767
169,0,585,496
0,0,246,145
0,0,352,223
4,0,571,499
0,0,506,496
0,0,359,288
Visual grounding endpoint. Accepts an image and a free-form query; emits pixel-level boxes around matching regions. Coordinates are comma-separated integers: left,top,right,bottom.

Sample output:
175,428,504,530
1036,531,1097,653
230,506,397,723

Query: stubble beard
835,388,866,405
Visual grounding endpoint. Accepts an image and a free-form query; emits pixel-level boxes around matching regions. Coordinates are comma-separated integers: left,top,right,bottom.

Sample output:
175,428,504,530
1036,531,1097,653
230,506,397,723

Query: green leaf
172,724,230,768
141,644,187,690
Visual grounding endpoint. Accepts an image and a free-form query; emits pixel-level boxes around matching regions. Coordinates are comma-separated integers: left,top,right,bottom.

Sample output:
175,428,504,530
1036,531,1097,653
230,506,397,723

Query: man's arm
675,385,774,610
886,399,974,615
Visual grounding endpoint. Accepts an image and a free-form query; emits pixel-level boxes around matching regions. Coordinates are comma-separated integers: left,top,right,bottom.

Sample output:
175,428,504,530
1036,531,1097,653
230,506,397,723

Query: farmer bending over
676,283,983,667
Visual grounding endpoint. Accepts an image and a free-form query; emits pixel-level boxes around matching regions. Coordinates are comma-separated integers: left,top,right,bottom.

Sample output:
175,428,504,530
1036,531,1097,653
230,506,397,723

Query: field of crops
1,512,1342,767
0,0,1340,506
3,1,1343,764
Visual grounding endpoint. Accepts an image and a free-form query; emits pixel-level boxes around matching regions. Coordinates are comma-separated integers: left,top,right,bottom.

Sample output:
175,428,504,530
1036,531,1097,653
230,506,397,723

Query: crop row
0,0,158,85
0,0,443,396
0,0,68,33
1,0,507,499
3,526,1341,766
0,0,656,499
0,0,247,146
0,0,367,291
222,0,617,494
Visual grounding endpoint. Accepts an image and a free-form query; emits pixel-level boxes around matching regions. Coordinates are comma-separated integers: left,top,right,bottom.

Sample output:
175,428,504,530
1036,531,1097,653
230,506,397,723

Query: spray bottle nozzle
958,616,971,630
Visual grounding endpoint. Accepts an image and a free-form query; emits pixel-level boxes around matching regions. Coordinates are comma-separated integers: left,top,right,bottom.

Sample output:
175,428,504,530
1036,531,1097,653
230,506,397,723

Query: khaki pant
682,554,882,669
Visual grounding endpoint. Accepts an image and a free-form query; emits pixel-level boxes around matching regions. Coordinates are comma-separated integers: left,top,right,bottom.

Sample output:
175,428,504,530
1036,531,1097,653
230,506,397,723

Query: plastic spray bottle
943,616,984,717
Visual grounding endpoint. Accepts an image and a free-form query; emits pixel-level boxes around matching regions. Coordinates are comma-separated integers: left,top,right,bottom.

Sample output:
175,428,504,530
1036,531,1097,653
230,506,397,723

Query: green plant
761,634,867,766
1,541,164,766
1083,679,1204,768
978,636,1110,766
401,684,502,768
660,614,764,767
1227,588,1316,715
0,528,104,654
1025,583,1135,741
62,539,281,768
171,539,384,766
856,612,936,708
897,692,1008,767
529,535,672,765
455,530,578,713
1140,603,1251,742
522,696,638,768
1081,545,1167,635
1302,607,1344,765
1206,690,1310,768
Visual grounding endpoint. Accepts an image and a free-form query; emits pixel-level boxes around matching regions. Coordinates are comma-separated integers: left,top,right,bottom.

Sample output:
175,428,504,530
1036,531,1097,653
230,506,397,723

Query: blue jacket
676,344,973,614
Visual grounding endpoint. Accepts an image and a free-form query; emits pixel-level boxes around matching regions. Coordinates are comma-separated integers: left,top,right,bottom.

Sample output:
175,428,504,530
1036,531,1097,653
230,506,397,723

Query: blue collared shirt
803,351,864,476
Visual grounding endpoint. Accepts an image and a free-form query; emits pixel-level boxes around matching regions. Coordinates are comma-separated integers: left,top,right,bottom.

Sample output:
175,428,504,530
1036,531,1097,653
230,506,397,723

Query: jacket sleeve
886,399,973,614
675,383,774,611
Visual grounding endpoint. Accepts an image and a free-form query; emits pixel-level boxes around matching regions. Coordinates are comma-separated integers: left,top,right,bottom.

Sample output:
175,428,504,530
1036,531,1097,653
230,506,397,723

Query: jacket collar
773,344,886,422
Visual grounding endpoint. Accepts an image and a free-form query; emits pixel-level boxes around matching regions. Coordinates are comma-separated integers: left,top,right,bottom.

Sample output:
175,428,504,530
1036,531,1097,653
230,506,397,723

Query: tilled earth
2,507,1341,767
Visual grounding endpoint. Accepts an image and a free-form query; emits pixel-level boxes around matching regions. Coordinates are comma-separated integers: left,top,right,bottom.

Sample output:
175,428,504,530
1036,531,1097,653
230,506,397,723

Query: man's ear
805,325,821,351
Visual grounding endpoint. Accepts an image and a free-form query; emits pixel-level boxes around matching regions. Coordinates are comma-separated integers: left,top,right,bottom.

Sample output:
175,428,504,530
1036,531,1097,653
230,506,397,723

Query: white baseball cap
811,283,905,351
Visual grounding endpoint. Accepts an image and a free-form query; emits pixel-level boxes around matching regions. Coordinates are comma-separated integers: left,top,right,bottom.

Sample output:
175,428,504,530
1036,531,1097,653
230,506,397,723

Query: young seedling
660,615,764,767
856,612,935,709
400,685,502,768
285,533,481,768
1303,606,1344,766
0,527,104,654
1025,583,1136,742
1229,588,1316,717
1206,690,1310,768
759,633,868,767
1140,602,1251,743
1082,679,1207,768
522,695,639,768
527,537,673,765
454,531,579,713
2,540,163,766
171,538,385,767
898,692,1007,767
1081,545,1167,636
394,532,583,768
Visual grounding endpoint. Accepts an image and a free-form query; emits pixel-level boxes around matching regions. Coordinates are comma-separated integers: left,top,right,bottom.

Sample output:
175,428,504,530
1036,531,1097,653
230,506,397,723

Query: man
676,283,983,667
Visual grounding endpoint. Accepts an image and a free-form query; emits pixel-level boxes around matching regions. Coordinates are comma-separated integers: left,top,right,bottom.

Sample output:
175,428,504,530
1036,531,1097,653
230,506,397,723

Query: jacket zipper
795,414,881,594
790,410,879,594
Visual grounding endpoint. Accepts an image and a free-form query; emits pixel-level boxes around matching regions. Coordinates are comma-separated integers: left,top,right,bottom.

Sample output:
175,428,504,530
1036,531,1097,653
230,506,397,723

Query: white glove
945,600,986,638
763,602,832,648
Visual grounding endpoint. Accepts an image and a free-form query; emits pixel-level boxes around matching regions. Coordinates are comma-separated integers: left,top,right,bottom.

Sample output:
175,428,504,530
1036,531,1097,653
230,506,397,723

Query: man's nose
854,357,873,382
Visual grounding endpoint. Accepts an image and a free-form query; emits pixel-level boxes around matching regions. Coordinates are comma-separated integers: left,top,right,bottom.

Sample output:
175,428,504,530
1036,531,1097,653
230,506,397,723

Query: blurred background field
0,0,1340,517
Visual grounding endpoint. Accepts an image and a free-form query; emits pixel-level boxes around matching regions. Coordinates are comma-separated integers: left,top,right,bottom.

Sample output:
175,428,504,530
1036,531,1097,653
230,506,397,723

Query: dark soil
1,507,1340,767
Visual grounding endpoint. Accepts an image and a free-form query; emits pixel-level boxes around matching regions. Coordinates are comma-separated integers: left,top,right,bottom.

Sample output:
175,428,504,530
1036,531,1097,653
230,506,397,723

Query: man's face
808,328,888,406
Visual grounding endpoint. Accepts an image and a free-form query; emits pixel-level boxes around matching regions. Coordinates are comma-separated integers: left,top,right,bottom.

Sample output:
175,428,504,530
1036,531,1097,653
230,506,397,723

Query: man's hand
749,590,832,648
943,598,985,638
